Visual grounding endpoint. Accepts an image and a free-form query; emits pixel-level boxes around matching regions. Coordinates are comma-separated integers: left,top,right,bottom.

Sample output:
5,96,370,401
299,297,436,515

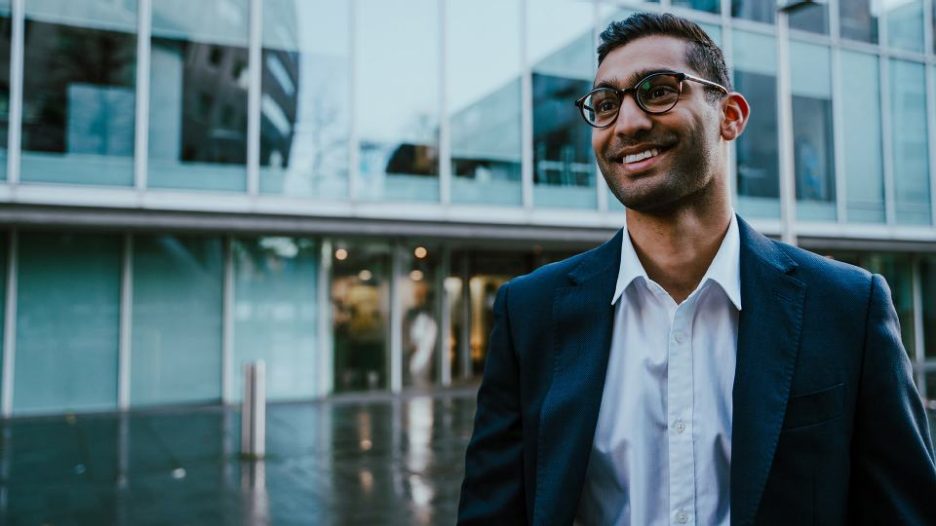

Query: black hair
598,12,731,98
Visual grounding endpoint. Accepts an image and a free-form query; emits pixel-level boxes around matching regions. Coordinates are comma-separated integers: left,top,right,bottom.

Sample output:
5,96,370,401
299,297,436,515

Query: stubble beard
602,118,717,216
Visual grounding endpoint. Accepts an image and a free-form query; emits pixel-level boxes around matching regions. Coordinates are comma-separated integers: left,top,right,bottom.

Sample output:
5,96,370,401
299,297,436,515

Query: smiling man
458,12,936,526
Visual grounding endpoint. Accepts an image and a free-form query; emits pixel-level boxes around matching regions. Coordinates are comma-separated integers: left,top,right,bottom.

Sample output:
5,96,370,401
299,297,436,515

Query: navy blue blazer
458,216,936,525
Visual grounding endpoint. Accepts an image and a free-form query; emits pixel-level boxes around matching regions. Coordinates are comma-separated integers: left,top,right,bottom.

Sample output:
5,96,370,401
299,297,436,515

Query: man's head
588,12,748,215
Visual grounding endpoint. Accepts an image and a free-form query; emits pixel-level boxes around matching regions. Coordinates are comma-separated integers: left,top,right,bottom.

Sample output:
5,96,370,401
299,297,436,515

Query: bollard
241,361,266,459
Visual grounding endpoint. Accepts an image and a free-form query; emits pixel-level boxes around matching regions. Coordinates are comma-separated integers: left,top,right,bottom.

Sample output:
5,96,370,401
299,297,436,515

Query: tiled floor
2,391,934,525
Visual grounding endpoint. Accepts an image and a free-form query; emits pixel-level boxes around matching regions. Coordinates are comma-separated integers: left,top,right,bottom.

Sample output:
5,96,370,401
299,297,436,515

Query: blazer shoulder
774,240,873,298
507,230,621,296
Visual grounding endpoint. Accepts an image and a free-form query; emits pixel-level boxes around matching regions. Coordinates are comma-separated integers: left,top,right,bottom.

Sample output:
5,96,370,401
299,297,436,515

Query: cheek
591,129,605,154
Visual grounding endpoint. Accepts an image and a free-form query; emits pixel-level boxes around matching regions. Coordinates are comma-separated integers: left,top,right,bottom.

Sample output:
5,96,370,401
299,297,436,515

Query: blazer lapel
533,229,622,524
731,218,806,526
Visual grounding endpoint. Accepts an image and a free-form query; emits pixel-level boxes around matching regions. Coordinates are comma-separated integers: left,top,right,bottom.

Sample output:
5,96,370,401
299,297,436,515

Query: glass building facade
2,0,936,415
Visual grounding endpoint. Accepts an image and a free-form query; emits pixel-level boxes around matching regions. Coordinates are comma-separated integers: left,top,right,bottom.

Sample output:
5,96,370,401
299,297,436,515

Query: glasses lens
636,74,680,113
582,88,620,127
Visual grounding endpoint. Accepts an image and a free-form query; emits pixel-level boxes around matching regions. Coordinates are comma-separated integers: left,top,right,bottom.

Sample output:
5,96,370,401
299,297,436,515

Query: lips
623,148,660,164
608,142,675,166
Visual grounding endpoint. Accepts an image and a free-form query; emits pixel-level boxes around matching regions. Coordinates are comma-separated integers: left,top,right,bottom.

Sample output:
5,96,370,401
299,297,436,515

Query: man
458,12,936,526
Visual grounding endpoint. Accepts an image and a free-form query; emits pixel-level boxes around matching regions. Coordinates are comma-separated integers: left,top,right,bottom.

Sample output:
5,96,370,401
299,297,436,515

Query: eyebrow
593,68,676,89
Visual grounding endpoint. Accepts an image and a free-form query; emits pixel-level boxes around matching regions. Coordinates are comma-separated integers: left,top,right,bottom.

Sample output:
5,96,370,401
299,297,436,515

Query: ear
720,92,750,141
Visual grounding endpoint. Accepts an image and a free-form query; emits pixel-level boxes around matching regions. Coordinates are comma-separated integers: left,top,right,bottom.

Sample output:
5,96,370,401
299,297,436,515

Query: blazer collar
731,216,806,525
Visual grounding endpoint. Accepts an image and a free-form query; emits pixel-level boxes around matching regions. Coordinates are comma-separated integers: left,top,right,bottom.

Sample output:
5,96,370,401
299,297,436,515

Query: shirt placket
667,296,696,525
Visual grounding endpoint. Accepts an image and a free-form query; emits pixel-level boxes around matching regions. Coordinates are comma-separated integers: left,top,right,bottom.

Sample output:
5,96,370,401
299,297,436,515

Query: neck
625,185,732,304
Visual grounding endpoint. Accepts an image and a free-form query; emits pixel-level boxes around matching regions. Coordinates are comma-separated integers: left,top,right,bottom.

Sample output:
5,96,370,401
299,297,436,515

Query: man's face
593,36,725,213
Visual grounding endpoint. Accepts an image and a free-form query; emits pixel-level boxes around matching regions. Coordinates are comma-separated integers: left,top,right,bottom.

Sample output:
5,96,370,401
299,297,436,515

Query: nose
611,94,653,137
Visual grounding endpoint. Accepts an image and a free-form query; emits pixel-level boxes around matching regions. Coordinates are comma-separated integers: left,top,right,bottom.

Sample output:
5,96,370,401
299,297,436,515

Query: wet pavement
2,389,477,526
2,390,934,525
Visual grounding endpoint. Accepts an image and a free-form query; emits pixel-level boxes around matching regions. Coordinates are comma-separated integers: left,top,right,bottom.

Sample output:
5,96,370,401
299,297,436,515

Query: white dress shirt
576,214,741,526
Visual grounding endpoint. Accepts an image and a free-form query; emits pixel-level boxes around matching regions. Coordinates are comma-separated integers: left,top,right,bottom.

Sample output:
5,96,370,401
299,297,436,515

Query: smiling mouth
623,148,660,164
614,144,674,167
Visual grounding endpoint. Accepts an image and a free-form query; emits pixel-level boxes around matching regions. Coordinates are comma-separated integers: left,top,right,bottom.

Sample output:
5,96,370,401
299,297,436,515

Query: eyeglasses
574,71,728,128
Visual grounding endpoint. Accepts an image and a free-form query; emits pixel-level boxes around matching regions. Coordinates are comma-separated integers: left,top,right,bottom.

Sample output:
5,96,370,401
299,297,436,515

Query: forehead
595,35,692,86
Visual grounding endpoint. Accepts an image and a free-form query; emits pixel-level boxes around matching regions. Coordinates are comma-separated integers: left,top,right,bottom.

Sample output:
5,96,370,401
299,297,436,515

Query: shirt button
674,420,686,434
673,332,685,344
676,510,689,523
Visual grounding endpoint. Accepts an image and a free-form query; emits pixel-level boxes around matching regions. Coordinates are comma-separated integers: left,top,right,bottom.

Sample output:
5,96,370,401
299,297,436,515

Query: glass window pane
672,0,719,14
840,0,879,43
0,2,10,182
260,0,349,199
885,0,924,52
531,0,596,209
356,0,439,202
131,235,223,406
863,254,915,357
448,0,522,207
790,2,829,34
149,0,250,191
733,30,779,218
402,244,440,387
233,237,319,401
922,256,936,360
841,51,885,223
15,233,121,414
732,0,775,25
790,42,835,221
890,60,930,225
0,234,5,382
21,0,136,186
333,242,390,392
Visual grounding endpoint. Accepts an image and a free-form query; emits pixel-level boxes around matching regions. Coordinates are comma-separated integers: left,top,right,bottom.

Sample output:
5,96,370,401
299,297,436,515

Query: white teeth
623,148,660,164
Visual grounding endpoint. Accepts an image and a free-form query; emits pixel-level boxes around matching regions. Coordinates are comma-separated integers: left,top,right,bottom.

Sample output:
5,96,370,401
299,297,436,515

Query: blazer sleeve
848,274,936,524
458,281,527,524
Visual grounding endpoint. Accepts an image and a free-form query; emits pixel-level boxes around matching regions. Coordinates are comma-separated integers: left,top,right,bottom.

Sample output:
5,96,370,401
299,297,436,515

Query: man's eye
646,86,676,100
596,99,619,113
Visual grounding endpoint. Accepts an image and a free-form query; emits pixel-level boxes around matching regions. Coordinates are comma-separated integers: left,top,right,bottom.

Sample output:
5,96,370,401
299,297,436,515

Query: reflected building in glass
1,0,936,416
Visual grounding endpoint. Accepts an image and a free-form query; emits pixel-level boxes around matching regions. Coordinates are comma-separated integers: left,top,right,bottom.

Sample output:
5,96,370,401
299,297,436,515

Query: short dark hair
598,12,731,96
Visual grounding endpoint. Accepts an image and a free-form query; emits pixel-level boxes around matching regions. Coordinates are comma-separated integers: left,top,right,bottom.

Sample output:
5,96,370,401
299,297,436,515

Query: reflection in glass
673,0,719,13
732,0,775,24
840,0,878,43
356,0,439,202
890,60,931,225
448,0,522,206
402,246,439,387
15,233,121,413
0,2,10,181
132,235,223,406
443,274,464,380
333,243,390,392
922,257,936,359
864,254,916,357
234,237,319,401
530,0,596,209
260,0,349,199
733,31,779,218
149,0,250,191
0,234,4,373
21,0,136,185
789,1,828,34
885,0,924,52
791,42,835,221
841,51,884,223
470,274,509,376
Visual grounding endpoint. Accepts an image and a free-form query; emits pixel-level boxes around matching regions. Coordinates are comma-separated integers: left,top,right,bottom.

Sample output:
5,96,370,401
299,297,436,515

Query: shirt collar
611,212,742,310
